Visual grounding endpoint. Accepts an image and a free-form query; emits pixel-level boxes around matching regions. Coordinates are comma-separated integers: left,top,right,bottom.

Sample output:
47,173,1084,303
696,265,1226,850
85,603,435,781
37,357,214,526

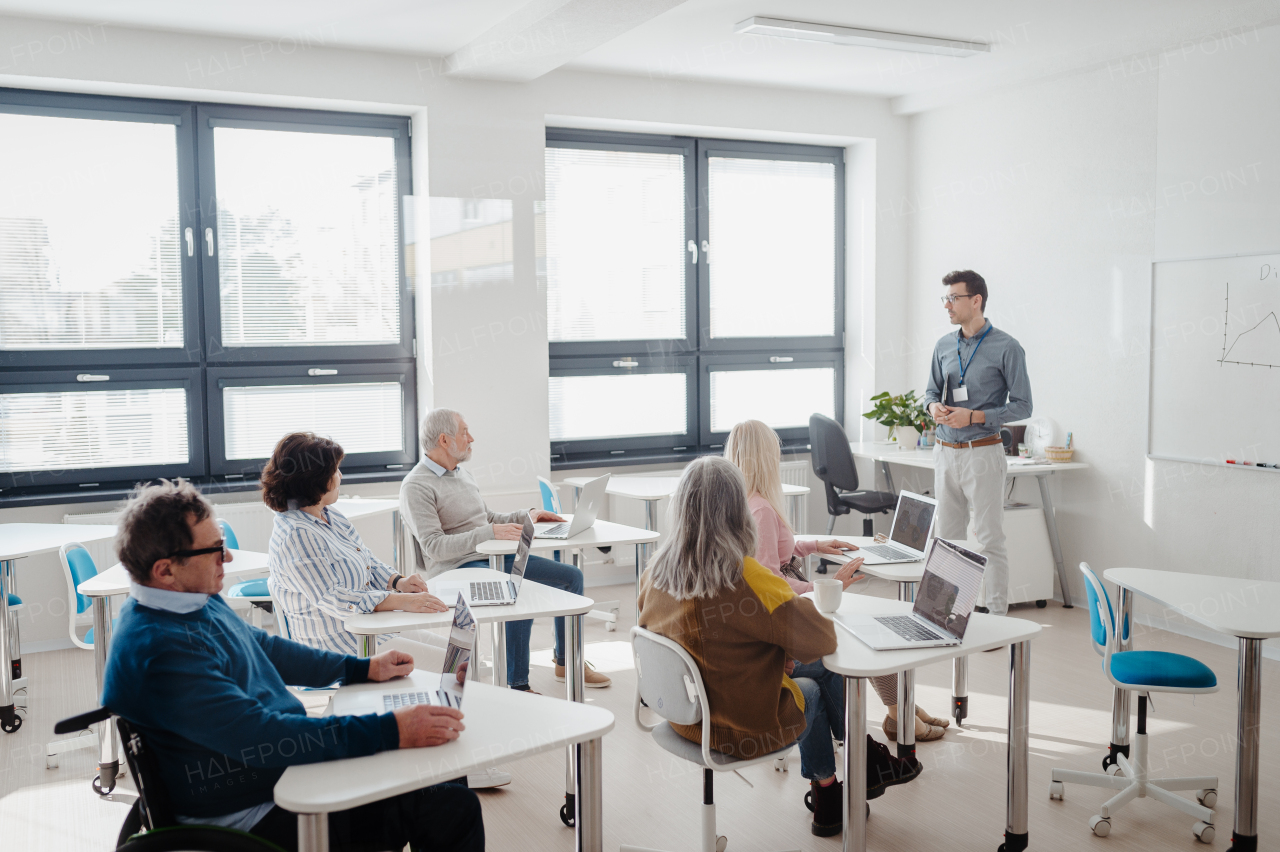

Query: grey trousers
933,442,1010,615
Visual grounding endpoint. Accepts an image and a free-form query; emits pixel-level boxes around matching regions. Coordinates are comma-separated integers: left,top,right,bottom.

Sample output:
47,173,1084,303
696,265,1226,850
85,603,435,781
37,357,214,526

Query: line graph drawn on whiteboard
1219,280,1280,369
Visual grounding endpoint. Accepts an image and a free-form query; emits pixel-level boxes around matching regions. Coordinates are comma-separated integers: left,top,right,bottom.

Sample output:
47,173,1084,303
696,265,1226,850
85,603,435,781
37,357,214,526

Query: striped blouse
267,506,395,655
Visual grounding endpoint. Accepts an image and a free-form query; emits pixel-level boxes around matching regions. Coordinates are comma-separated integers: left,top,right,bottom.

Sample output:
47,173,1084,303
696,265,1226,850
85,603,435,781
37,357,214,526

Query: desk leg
562,612,585,829
91,595,120,793
1003,641,1030,852
1035,475,1074,607
1106,587,1133,770
491,622,507,688
842,676,867,852
879,460,896,495
789,493,804,535
952,657,968,725
0,559,15,733
897,670,916,761
576,736,604,852
391,509,402,575
898,581,916,603
1229,637,1262,852
298,813,329,852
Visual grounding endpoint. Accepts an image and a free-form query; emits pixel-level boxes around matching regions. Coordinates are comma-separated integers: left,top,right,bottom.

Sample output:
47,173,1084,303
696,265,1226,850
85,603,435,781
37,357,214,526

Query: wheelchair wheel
116,801,144,848
116,825,287,852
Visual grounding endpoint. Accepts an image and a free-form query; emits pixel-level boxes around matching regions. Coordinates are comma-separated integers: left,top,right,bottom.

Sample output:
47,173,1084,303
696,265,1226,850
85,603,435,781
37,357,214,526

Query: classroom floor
2,575,1276,851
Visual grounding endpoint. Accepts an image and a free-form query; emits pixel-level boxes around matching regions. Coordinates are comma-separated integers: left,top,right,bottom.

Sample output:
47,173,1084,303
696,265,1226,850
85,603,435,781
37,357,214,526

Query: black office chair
53,707,286,852
808,413,898,536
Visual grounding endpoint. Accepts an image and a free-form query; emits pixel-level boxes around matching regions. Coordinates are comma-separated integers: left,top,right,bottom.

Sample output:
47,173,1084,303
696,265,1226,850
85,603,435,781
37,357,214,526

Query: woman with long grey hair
637,455,920,837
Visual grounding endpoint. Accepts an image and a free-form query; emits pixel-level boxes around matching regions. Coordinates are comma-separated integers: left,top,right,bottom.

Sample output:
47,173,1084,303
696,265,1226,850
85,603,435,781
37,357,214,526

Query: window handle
185,227,194,257
769,356,793,363
308,368,338,376
205,227,215,257
613,358,639,368
701,239,710,263
687,240,697,264
76,374,110,382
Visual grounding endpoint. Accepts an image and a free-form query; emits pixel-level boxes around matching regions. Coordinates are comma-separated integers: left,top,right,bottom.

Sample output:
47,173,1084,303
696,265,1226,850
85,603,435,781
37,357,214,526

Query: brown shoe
555,662,612,688
883,714,946,742
916,706,950,729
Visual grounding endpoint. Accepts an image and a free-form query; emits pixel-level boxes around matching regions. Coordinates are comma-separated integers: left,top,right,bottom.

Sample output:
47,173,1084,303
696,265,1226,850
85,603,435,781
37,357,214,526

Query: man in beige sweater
399,408,610,690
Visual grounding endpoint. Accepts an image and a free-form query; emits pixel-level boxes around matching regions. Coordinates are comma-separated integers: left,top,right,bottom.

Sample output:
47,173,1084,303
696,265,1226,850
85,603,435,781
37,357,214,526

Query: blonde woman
638,456,920,837
725,420,947,743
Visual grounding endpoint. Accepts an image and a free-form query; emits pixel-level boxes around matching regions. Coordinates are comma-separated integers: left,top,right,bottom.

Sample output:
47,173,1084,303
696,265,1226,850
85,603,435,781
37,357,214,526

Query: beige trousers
933,442,1010,615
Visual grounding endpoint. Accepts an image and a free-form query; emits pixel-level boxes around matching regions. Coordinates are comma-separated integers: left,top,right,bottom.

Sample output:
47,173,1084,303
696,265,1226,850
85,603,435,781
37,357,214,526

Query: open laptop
433,516,533,607
534,473,609,540
333,597,477,714
855,491,938,565
832,538,986,650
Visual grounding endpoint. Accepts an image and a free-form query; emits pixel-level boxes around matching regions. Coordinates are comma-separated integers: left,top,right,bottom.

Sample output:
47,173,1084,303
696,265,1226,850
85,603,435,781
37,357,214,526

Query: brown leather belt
937,434,1003,450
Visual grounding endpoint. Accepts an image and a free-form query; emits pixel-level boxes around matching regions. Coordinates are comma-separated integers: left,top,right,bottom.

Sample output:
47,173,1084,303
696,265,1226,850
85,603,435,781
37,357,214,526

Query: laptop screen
440,597,477,703
914,539,986,638
889,492,936,553
509,516,535,596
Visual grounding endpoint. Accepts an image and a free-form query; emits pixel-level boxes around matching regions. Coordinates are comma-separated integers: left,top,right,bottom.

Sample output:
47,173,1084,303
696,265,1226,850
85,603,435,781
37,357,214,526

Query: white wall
905,24,1280,650
0,15,910,648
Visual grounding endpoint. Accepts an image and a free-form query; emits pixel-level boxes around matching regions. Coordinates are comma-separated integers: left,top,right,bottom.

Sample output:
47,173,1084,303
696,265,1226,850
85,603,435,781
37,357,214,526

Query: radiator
780,460,808,488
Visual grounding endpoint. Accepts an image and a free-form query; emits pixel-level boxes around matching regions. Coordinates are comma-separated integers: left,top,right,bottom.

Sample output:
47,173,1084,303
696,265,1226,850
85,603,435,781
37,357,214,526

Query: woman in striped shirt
264,432,449,656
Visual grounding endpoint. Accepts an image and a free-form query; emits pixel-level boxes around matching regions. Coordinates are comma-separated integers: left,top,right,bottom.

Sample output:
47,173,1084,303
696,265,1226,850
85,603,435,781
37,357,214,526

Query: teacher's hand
936,407,974,428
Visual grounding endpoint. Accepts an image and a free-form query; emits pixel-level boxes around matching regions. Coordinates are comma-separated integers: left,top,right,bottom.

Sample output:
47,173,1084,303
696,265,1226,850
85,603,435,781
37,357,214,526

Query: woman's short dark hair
260,432,344,512
942,269,989,312
116,479,213,584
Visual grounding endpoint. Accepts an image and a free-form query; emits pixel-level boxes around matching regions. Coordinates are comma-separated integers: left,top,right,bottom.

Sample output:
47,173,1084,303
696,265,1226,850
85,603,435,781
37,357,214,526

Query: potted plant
862,390,935,447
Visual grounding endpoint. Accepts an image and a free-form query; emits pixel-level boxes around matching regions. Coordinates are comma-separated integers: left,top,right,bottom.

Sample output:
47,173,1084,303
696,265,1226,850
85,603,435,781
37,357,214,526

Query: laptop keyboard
382,690,458,711
470,581,505,602
539,523,569,536
862,544,915,560
875,615,945,642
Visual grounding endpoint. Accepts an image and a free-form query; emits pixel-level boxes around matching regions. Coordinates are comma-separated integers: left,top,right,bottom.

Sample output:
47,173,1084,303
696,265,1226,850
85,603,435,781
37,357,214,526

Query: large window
545,130,844,467
0,89,415,502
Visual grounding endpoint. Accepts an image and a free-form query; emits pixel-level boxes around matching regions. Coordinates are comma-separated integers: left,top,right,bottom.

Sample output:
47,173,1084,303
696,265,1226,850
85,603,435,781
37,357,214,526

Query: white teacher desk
563,475,809,579
0,523,120,736
849,442,1087,608
821,593,1041,852
1106,568,1280,852
275,673,615,852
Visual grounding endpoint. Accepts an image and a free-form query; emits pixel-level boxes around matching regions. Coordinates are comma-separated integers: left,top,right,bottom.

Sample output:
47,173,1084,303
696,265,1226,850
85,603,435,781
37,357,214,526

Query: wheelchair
54,707,286,852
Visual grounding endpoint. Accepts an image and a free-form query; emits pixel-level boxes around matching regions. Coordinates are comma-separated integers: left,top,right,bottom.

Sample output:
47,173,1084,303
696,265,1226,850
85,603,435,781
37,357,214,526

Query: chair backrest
632,627,703,727
809,413,860,502
1079,562,1129,659
217,519,240,550
117,715,176,830
59,543,98,650
536,477,562,514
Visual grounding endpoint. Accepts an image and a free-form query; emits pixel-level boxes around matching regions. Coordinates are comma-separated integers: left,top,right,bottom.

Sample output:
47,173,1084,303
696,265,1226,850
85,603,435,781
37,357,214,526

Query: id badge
952,385,969,403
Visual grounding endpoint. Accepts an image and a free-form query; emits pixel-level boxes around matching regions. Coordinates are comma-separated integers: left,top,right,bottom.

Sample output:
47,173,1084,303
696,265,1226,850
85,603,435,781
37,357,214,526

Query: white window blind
0,113,183,350
214,127,400,347
709,367,835,433
223,382,403,460
707,157,835,339
549,373,687,442
545,147,686,342
0,388,188,472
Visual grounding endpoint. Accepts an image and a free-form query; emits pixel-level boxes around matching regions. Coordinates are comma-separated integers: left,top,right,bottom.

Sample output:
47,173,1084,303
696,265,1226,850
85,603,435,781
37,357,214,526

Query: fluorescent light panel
734,16,990,57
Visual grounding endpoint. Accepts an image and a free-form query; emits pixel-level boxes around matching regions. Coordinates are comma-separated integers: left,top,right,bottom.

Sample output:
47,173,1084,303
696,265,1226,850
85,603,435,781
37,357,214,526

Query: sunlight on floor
0,778,130,851
530,640,636,672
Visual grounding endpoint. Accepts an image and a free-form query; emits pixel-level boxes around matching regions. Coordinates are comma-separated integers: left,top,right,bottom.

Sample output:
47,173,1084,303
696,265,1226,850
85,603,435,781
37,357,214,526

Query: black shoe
808,779,843,837
974,606,990,613
866,736,922,799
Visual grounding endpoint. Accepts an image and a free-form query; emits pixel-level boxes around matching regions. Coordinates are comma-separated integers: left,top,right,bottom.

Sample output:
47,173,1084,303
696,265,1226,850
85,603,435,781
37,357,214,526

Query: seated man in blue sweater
102,479,483,852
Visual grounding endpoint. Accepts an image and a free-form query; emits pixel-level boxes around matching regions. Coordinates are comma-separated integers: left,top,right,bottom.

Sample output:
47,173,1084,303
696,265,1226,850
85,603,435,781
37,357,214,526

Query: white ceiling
4,0,1279,112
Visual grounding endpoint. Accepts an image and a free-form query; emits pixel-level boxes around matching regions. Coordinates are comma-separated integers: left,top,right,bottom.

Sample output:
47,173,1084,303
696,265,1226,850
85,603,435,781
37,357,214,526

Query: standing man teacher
923,270,1032,617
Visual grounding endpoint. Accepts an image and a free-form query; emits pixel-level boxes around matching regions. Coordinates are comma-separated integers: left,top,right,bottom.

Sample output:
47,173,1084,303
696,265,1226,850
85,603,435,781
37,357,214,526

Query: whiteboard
1149,251,1280,469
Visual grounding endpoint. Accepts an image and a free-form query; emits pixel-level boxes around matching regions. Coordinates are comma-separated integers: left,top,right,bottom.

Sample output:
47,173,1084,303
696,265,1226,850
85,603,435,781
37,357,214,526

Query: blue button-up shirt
923,320,1033,444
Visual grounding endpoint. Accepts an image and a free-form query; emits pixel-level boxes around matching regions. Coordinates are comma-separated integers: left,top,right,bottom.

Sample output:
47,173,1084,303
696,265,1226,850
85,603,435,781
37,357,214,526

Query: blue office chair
1049,563,1218,843
536,476,564,563
220,521,274,629
3,591,25,733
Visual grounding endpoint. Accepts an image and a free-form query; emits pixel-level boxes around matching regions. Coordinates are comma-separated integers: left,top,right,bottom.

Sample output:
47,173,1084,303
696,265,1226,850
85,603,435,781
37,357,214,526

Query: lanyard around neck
957,324,992,386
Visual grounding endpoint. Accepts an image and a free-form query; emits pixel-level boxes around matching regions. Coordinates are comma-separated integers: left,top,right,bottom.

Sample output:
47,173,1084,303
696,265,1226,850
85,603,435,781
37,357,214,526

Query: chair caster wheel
1192,821,1214,843
559,803,574,827
92,774,115,796
715,835,727,852
773,756,787,772
0,711,21,733
1049,781,1064,801
1105,763,1122,776
1089,815,1111,837
45,756,57,769
1036,599,1047,608
1197,789,1217,808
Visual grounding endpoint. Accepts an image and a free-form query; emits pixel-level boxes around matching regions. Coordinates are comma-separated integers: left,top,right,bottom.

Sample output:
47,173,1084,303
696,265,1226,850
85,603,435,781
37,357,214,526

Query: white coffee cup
813,579,843,613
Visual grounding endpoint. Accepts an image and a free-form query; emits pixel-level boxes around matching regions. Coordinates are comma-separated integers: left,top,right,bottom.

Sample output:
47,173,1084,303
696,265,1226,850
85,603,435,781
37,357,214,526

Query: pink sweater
749,493,819,595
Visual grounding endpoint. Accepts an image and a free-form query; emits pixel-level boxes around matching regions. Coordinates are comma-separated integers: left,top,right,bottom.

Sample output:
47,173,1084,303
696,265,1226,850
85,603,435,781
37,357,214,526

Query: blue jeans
458,554,584,688
792,660,844,781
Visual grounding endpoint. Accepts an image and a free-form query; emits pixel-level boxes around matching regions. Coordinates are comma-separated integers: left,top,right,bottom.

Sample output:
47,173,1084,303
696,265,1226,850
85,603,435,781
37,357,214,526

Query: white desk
1106,568,1280,852
0,523,120,735
821,594,1041,852
275,672,615,852
563,475,810,579
849,441,1087,607
346,567,598,828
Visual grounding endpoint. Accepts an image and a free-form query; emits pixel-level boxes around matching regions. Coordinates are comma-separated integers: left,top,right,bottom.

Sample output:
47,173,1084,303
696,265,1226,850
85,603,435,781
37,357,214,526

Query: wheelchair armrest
54,706,111,734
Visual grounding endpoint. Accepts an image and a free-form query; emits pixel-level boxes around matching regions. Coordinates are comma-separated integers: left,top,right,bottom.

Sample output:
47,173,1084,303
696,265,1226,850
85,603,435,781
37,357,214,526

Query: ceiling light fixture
733,16,990,57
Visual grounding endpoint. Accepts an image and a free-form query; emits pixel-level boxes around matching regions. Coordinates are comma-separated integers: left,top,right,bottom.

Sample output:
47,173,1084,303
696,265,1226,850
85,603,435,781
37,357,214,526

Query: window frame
0,88,202,369
196,104,414,365
0,367,206,490
698,352,845,448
